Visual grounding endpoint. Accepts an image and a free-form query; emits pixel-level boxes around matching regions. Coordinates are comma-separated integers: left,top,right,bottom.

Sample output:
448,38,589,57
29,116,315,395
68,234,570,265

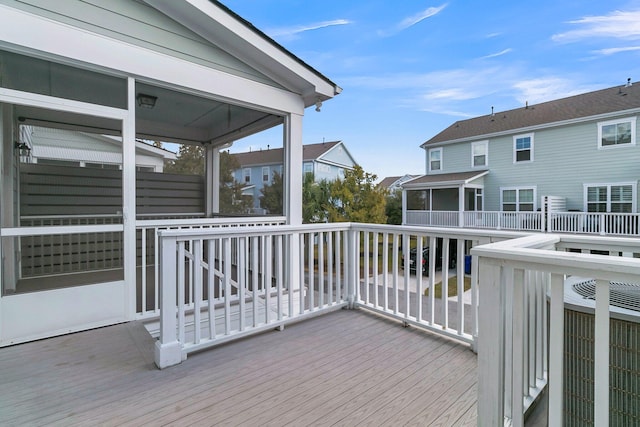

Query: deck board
0,309,478,426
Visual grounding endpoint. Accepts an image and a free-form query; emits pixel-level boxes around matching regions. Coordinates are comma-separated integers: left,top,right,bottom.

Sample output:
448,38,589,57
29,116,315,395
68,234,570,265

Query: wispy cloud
342,67,600,117
480,48,513,59
512,77,600,105
552,10,640,42
592,45,640,55
379,4,447,36
399,4,448,30
266,19,352,39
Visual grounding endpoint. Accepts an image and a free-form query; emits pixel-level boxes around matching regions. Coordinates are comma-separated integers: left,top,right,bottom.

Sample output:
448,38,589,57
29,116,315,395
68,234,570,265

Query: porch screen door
0,102,131,346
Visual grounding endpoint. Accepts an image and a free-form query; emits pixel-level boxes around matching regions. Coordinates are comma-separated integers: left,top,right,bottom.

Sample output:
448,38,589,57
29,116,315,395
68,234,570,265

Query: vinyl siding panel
435,114,640,212
321,144,356,167
0,0,279,88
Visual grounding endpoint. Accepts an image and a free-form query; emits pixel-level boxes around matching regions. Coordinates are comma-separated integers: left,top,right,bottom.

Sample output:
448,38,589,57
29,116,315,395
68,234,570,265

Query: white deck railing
407,210,640,236
472,234,640,426
154,223,524,368
154,223,354,368
135,216,285,318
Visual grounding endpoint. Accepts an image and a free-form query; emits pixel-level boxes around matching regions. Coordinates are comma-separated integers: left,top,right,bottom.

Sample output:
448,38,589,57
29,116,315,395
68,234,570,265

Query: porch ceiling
14,84,282,146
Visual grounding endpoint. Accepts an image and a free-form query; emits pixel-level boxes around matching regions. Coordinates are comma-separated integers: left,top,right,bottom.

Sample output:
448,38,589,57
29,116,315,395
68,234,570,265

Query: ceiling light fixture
137,93,157,109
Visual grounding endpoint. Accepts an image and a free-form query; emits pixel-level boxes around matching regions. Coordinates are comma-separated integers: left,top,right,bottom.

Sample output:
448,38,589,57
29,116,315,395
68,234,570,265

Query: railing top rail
136,216,286,228
472,234,640,282
157,222,352,240
352,223,528,240
1,224,124,237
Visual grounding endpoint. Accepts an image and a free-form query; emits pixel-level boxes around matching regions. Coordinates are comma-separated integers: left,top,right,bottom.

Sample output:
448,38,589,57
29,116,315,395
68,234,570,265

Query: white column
401,190,407,225
459,185,465,227
283,113,303,226
283,113,303,310
205,145,215,216
123,77,137,319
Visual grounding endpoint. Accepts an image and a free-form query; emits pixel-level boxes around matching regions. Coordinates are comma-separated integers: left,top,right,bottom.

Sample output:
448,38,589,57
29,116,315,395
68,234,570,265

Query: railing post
594,279,610,425
548,273,564,425
477,257,506,425
346,226,357,308
154,234,184,369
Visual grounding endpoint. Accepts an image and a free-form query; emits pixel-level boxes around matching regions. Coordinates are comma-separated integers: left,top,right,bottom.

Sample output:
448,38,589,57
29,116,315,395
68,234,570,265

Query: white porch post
459,185,465,227
284,113,303,226
284,112,303,308
205,145,219,216
154,233,183,369
123,77,137,319
401,189,407,225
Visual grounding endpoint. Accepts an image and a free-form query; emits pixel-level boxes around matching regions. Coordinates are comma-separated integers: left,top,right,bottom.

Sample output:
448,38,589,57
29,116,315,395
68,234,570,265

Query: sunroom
0,0,340,346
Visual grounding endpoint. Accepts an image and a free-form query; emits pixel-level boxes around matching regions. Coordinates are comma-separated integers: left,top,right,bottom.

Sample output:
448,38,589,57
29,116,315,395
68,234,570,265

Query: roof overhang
142,0,342,107
402,170,489,190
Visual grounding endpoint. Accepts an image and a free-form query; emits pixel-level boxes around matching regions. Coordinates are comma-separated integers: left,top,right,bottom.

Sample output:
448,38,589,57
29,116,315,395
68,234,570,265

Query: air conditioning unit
562,277,640,425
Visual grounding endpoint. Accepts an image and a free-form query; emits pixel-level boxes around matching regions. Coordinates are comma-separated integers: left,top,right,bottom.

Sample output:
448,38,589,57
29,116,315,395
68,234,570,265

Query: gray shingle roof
232,141,341,167
402,170,488,188
423,81,640,146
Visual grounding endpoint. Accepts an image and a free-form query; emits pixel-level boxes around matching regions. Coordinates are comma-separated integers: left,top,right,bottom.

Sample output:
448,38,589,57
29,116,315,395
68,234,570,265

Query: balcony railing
472,234,640,426
406,210,640,236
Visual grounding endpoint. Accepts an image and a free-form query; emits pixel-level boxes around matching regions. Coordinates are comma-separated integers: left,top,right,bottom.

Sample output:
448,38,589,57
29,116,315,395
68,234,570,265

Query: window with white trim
303,163,313,175
428,148,442,172
262,166,270,182
243,168,251,183
585,183,635,213
513,134,533,163
598,117,636,148
471,141,488,167
501,187,535,212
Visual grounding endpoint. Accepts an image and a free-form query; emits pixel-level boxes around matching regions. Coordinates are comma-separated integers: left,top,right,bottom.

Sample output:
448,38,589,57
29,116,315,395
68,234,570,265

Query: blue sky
221,0,640,181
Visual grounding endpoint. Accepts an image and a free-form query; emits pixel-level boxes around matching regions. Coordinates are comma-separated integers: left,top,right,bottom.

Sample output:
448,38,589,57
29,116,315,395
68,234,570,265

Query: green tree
385,189,402,225
260,171,283,215
219,151,253,214
327,165,387,223
302,173,331,223
163,144,204,175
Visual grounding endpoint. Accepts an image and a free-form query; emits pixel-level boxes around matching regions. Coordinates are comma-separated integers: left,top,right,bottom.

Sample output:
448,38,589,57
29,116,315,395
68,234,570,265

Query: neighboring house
378,174,419,193
24,126,176,172
0,0,339,347
231,141,357,212
403,80,640,233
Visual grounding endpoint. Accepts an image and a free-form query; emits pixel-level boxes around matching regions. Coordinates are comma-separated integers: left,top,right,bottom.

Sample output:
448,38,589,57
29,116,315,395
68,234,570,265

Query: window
585,183,635,213
513,134,533,163
429,148,442,172
598,117,636,148
243,168,251,183
471,141,488,167
501,187,535,211
262,166,270,182
303,163,313,175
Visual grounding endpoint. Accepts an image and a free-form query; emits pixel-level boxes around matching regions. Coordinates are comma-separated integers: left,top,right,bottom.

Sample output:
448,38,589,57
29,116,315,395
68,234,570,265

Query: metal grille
572,279,640,312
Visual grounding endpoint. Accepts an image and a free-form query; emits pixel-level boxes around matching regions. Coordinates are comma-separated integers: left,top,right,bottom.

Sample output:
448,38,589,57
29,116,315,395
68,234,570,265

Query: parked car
403,239,457,276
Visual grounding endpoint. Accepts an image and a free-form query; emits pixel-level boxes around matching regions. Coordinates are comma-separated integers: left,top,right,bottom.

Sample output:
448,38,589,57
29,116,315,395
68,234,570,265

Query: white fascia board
0,4,304,115
144,0,340,102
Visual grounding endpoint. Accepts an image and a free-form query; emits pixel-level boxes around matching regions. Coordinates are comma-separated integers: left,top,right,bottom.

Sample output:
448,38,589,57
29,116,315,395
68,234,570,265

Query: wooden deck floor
0,309,477,426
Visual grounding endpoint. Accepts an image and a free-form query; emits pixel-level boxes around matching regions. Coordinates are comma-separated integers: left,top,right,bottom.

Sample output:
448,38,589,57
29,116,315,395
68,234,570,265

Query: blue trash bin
464,255,472,275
